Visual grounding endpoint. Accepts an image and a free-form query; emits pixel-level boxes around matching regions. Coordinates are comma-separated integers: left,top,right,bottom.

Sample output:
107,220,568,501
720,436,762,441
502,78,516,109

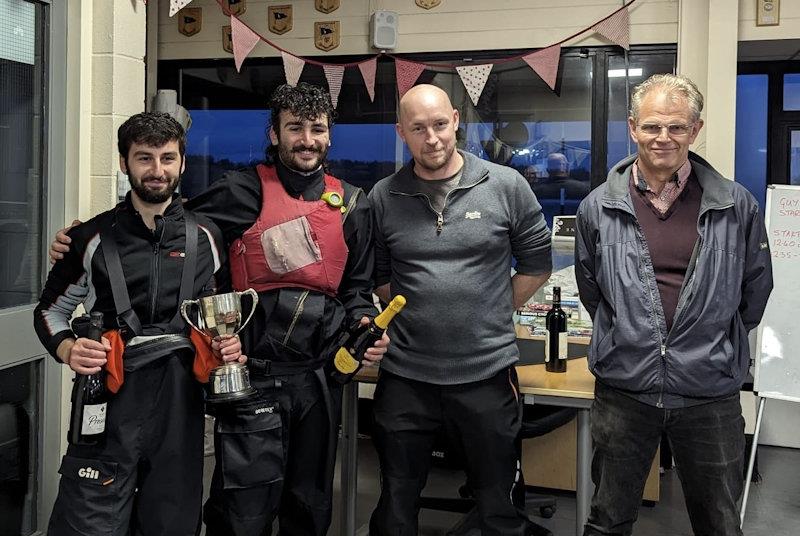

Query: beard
277,141,329,173
415,143,456,174
129,173,181,204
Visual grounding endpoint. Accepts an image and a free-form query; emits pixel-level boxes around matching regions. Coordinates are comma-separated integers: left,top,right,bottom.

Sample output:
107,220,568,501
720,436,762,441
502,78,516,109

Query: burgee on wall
395,59,426,99
231,16,260,72
282,51,305,86
358,58,377,102
455,64,493,106
169,0,194,17
323,65,344,107
522,44,561,90
592,7,630,50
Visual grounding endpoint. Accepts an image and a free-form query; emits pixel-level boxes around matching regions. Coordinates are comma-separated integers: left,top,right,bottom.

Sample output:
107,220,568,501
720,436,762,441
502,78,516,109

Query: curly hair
266,83,335,164
117,112,186,158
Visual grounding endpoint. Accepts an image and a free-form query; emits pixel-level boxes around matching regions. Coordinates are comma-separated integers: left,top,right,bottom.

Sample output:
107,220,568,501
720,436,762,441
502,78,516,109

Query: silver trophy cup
181,289,259,403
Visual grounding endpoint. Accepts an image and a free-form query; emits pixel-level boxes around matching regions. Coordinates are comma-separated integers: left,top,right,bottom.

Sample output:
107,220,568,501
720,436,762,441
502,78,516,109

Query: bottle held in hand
68,311,109,445
545,287,568,373
331,295,406,383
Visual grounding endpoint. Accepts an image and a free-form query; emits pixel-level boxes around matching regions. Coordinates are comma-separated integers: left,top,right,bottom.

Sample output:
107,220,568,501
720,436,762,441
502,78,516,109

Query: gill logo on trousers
254,405,276,415
78,467,99,479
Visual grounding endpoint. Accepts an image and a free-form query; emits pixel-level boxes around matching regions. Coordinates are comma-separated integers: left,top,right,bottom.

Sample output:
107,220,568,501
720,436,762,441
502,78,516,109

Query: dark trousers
584,383,745,536
204,370,342,536
369,368,527,536
48,356,205,536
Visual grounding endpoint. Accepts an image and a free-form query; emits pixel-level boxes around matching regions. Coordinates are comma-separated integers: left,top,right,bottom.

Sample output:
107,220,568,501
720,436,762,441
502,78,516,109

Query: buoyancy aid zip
283,290,310,345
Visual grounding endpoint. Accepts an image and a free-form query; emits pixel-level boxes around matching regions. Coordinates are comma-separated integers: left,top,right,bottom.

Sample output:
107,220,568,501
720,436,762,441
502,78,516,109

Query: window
0,0,47,309
160,45,677,227
735,74,769,209
784,73,800,111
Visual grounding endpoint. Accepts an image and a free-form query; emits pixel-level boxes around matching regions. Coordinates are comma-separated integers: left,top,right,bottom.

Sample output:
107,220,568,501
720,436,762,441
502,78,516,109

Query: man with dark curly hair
189,82,388,535
50,84,388,535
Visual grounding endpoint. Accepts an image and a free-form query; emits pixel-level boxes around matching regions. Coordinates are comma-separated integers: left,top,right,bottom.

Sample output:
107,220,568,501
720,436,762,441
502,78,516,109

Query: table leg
575,407,592,536
340,381,359,536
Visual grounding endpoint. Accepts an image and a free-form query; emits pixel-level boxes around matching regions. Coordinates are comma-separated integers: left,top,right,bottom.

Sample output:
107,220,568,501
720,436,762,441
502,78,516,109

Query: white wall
158,0,678,60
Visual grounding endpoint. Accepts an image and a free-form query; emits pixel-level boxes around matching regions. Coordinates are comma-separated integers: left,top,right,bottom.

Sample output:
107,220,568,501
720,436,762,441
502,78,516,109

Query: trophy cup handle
181,298,204,334
234,288,259,335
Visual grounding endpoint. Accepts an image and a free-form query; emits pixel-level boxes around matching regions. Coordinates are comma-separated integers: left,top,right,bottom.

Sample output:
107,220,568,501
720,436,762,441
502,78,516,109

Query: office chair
420,404,577,536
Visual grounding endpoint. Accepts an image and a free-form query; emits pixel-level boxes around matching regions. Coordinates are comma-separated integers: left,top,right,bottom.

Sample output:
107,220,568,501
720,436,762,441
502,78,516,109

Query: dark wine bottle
331,295,406,383
68,311,109,445
545,287,568,373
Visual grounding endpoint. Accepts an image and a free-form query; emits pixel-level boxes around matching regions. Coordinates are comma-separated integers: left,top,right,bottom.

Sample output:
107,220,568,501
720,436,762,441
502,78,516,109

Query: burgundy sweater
630,173,702,332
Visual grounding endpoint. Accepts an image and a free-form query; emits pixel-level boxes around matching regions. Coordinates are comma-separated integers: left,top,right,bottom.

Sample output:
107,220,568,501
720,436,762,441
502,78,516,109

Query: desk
339,359,595,536
517,358,595,536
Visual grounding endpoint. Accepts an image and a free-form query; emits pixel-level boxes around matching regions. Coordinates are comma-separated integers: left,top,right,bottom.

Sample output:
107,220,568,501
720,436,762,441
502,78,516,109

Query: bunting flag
522,44,561,90
323,65,345,107
358,58,377,102
455,64,493,106
169,0,193,17
592,7,630,50
395,59,426,99
231,16,260,72
281,51,305,86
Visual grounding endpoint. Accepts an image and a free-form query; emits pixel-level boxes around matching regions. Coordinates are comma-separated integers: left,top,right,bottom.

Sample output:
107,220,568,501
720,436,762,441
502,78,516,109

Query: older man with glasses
574,73,773,536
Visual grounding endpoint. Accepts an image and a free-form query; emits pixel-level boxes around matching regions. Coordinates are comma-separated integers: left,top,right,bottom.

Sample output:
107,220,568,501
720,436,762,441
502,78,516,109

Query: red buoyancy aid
229,164,349,297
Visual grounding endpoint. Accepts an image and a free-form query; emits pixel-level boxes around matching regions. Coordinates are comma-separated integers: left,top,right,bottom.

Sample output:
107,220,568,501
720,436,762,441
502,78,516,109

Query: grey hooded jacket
371,151,552,385
575,152,773,405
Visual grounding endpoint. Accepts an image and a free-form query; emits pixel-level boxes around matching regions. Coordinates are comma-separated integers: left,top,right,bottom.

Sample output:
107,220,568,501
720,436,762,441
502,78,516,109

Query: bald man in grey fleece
367,84,553,535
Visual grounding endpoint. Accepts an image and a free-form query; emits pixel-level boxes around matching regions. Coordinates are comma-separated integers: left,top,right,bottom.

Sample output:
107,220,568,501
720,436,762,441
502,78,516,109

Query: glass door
0,1,66,534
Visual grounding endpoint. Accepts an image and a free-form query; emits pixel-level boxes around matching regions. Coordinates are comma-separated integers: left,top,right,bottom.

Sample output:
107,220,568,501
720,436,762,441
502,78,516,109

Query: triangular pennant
231,16,261,72
455,64,493,106
395,59,426,99
169,0,193,17
323,65,345,108
282,51,305,86
358,58,377,102
592,8,630,50
522,44,561,90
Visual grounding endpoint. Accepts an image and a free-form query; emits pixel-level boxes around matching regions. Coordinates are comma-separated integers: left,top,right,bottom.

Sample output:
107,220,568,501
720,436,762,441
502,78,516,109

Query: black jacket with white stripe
33,193,225,361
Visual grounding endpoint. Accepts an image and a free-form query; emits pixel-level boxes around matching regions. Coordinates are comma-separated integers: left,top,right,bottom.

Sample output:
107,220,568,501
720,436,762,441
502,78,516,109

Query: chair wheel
539,506,555,518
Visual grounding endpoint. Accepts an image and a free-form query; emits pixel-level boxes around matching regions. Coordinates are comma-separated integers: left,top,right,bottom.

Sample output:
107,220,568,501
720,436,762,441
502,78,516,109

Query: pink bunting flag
522,44,561,90
282,51,305,87
358,58,377,102
395,59,426,99
169,0,193,17
455,64,493,106
592,7,630,50
231,16,261,72
323,65,345,108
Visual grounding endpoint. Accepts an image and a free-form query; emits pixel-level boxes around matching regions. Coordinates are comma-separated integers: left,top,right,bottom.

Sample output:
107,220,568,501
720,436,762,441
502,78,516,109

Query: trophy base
205,387,258,404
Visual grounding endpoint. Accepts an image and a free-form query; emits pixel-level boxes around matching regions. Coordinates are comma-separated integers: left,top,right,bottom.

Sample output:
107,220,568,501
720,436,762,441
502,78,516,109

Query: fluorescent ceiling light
608,68,643,78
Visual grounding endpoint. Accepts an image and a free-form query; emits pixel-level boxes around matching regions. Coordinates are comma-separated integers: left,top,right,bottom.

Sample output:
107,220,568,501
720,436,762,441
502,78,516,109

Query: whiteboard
754,185,800,403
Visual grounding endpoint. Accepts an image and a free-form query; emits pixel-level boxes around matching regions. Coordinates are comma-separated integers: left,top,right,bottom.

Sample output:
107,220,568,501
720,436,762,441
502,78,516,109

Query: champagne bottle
68,311,109,445
545,287,568,373
331,295,407,383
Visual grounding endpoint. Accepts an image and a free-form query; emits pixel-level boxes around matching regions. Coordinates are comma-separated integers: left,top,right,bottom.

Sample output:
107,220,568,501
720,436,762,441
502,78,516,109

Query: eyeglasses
637,123,695,137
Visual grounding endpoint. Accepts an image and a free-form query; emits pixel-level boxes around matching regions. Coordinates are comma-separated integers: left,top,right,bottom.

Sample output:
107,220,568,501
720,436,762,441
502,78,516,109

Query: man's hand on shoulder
49,219,81,264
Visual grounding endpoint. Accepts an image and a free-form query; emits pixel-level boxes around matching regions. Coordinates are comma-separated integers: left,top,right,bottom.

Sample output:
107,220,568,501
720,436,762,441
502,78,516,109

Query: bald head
398,84,455,123
396,84,463,180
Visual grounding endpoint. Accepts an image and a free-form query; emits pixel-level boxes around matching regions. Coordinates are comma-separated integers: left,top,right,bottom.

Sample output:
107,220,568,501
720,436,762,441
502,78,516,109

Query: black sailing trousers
204,369,342,536
48,354,205,536
369,368,527,536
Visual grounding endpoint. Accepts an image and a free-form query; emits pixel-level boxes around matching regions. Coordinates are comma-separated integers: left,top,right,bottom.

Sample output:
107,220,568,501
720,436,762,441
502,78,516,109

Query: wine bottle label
334,347,360,374
544,330,550,362
558,332,568,359
81,403,107,435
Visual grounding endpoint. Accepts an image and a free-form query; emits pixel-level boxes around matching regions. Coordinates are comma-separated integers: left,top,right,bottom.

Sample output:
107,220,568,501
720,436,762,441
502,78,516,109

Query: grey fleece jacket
370,150,552,385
